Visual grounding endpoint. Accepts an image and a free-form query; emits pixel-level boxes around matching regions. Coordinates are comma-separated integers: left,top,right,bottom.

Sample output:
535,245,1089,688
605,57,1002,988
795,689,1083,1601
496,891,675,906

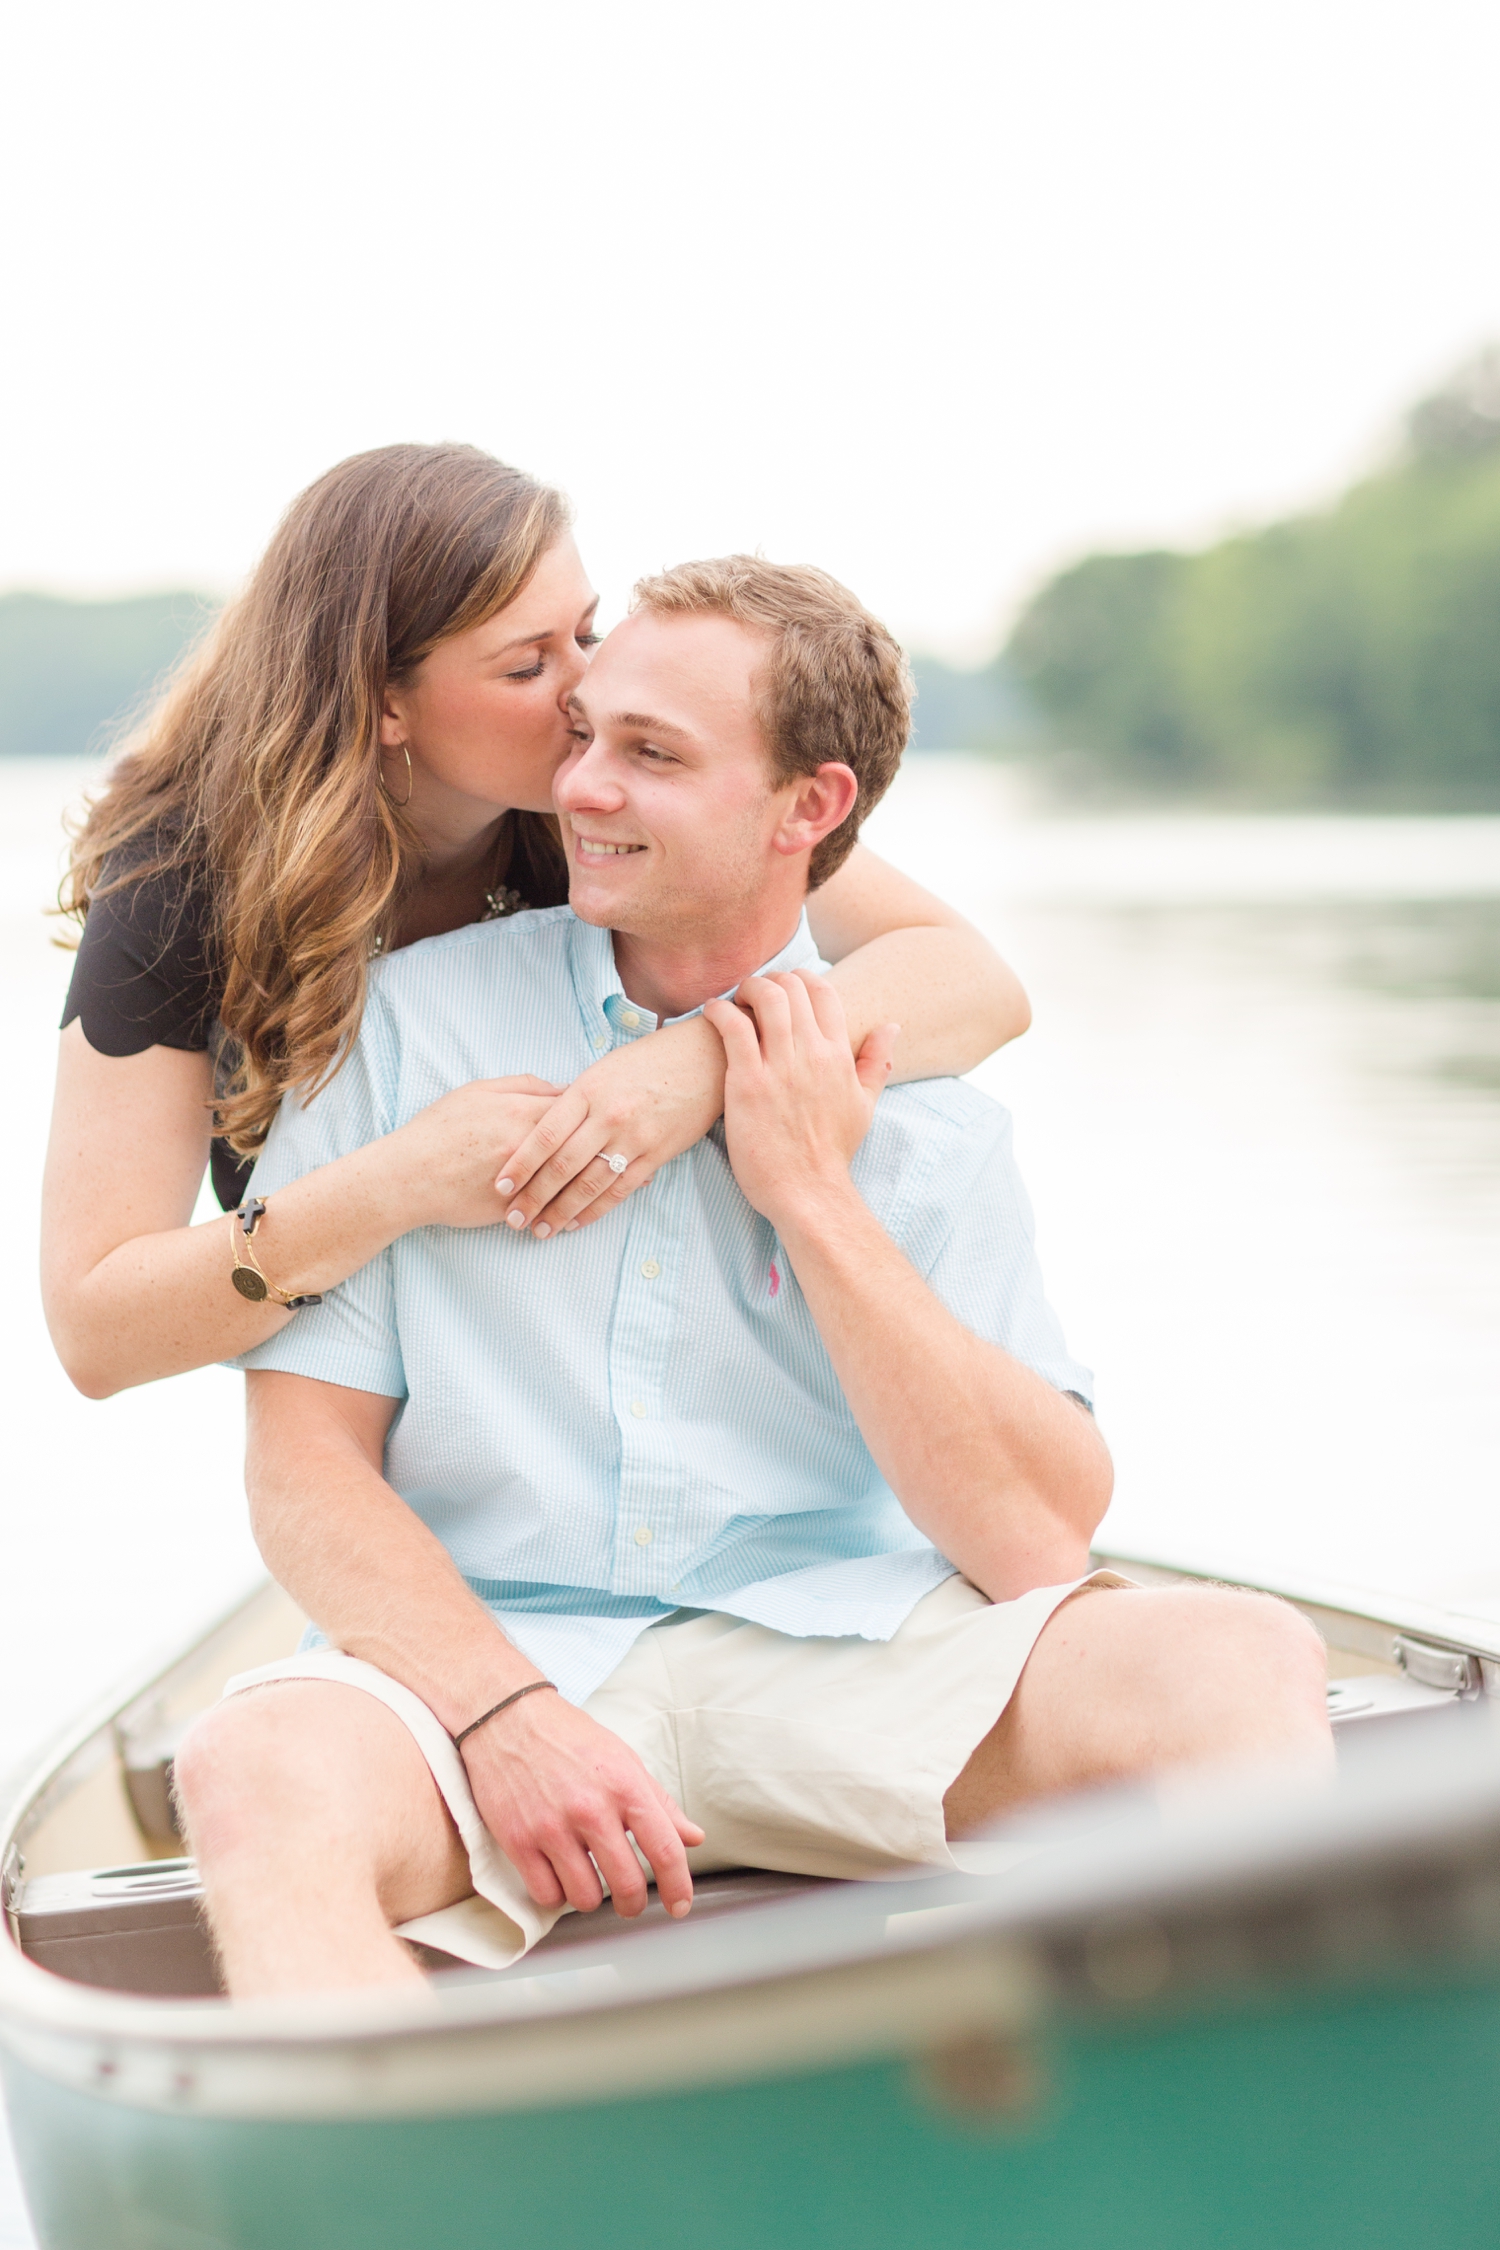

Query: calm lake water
2,754,1499,2241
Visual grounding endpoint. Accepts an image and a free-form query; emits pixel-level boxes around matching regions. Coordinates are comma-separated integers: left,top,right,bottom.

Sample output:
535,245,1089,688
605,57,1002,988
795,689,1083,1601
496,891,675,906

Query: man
177,558,1331,1996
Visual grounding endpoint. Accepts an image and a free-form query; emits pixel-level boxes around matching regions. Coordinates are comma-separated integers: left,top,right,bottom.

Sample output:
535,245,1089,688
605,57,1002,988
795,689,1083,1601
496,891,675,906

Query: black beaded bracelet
229,1197,324,1310
453,1679,558,1749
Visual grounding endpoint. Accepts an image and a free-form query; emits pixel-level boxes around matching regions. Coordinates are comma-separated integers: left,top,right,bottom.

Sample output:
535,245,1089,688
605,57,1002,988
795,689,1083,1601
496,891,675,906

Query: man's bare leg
174,1682,472,1998
944,1585,1333,1837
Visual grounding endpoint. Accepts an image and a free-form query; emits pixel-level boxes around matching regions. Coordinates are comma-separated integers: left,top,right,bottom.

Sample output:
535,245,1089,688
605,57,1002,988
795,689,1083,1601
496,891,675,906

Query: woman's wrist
243,1133,432,1298
652,1010,728,1117
352,1118,448,1236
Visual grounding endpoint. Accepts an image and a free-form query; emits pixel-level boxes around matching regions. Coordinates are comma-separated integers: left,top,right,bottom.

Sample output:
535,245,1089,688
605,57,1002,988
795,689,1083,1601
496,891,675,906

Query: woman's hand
389,1077,562,1230
490,1014,729,1238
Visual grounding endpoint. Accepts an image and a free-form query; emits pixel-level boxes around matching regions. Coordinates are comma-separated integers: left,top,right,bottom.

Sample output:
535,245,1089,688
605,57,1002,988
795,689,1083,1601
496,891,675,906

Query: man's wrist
762,1170,869,1255
429,1651,551,1741
454,1678,557,1749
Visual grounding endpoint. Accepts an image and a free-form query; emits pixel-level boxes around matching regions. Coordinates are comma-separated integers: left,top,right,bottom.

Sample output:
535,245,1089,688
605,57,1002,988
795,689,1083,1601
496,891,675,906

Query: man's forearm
774,1184,1112,1600
246,1378,543,1733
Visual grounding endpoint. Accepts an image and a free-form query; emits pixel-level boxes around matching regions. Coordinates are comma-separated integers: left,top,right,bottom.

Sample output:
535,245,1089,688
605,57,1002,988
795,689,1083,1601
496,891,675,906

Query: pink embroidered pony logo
768,1262,781,1298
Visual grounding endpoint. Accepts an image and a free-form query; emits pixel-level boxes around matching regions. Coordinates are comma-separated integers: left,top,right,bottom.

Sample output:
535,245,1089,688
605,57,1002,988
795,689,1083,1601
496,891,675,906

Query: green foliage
0,590,215,757
1005,352,1500,804
906,653,1032,752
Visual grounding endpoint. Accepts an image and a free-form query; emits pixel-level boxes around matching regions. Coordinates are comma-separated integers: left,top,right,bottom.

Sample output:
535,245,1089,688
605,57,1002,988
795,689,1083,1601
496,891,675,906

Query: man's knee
175,1683,403,1866
174,1690,321,1861
1179,1584,1327,1697
176,1682,465,1919
1122,1584,1330,1747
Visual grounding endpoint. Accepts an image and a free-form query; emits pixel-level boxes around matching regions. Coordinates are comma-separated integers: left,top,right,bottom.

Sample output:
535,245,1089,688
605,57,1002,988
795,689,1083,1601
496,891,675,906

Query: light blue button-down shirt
237,906,1092,1703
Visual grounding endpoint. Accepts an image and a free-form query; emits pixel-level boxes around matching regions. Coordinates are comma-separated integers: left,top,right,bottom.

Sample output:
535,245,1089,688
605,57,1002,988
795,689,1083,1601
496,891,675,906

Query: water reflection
861,772,1500,1621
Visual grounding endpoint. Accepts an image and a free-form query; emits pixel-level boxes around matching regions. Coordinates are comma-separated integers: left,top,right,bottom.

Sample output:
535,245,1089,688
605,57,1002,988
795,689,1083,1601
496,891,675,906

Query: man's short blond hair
630,555,912,888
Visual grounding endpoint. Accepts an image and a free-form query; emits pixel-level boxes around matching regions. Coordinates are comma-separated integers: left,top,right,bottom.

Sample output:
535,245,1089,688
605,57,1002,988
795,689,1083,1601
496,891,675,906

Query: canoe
7,1547,1500,2250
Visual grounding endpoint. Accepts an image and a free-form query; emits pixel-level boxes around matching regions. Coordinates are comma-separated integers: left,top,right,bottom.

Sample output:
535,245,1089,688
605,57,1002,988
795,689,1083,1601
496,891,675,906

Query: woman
42,444,1029,1399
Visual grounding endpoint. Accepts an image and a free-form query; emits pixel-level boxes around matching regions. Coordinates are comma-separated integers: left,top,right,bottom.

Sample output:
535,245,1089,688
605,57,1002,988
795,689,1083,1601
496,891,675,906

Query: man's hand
246,1372,706,1923
460,1691,705,1919
703,971,899,1232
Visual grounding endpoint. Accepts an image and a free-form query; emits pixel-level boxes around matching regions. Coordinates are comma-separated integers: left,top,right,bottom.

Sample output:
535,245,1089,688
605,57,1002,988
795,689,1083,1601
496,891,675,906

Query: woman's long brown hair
61,444,571,1154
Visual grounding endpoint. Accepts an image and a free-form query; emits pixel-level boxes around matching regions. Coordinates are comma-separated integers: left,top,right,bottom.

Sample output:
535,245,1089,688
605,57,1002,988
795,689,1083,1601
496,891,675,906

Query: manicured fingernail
563,1221,580,1233
669,1900,690,1918
506,1210,526,1229
533,1222,551,1239
497,1178,514,1195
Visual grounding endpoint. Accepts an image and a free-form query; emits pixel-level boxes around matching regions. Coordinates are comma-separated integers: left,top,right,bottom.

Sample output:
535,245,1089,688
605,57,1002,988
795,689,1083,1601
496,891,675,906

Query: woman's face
382,534,600,833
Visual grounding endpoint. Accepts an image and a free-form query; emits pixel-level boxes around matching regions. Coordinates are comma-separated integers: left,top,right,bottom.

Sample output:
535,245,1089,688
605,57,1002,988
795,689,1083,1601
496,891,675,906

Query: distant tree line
0,590,216,757
0,578,1020,766
8,361,1499,804
1003,352,1500,805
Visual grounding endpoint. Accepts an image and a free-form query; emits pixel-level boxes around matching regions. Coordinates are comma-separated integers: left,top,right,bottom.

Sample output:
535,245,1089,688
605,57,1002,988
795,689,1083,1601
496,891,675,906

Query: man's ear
771,764,859,860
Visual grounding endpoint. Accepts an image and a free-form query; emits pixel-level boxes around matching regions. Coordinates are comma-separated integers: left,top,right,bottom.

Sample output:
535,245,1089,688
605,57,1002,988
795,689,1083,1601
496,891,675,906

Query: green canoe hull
8,1970,1500,2250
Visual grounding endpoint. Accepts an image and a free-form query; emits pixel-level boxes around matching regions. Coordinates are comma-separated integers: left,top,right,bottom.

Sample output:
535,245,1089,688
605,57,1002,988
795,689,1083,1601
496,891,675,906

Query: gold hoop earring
383,743,413,808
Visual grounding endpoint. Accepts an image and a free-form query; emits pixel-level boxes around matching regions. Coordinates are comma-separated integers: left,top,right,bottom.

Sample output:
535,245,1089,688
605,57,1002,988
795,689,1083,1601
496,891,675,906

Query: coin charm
232,1267,269,1302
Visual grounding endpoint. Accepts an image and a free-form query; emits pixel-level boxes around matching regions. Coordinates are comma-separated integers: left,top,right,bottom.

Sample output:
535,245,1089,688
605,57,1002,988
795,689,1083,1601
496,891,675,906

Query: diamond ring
602,1152,629,1176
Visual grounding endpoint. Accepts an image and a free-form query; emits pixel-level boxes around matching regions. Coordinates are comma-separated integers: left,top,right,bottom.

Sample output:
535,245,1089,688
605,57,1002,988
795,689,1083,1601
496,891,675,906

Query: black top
61,817,569,1214
61,853,252,1210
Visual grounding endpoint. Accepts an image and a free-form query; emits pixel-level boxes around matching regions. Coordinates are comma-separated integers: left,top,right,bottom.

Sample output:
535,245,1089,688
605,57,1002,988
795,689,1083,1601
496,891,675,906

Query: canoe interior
3,1547,1497,2003
8,1580,306,1888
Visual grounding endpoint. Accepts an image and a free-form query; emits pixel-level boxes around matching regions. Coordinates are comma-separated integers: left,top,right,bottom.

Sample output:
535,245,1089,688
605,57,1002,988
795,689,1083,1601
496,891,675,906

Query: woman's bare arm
44,850,1030,1386
41,1025,559,1398
494,842,1032,1234
808,842,1031,1078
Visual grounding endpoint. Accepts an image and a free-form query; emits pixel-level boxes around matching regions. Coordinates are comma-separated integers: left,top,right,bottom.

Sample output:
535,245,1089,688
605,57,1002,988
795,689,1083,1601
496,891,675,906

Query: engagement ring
602,1152,629,1175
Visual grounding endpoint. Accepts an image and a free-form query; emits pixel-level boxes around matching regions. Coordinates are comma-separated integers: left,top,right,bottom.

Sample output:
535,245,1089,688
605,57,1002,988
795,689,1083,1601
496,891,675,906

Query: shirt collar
569,910,823,1053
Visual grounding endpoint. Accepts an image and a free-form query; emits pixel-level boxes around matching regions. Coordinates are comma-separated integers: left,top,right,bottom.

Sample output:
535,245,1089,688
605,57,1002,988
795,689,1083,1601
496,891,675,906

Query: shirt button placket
612,1160,689,1594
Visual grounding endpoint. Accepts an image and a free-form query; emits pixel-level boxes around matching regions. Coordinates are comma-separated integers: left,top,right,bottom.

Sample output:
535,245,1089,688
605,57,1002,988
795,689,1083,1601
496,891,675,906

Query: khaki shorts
223,1568,1129,1970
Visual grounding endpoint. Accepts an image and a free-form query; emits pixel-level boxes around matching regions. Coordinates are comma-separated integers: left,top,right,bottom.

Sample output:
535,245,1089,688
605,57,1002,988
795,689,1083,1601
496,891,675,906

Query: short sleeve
61,854,220,1055
232,983,408,1400
882,1091,1094,1408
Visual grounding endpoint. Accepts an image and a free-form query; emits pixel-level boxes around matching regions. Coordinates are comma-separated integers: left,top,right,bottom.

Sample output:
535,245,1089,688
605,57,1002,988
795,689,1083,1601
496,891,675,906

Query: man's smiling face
554,608,790,944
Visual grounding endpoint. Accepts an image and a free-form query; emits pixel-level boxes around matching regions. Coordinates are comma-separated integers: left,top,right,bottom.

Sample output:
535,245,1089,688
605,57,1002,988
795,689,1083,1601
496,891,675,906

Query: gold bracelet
229,1198,323,1310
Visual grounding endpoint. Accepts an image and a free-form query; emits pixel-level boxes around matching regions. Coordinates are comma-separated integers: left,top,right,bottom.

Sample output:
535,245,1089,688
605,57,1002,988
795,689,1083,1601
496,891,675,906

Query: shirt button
630,1400,647,1418
639,1258,661,1280
621,1010,641,1030
593,1032,608,1051
634,1525,653,1546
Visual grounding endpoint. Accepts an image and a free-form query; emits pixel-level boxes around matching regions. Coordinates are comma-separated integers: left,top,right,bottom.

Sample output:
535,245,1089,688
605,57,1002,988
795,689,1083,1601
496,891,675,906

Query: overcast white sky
4,0,1499,658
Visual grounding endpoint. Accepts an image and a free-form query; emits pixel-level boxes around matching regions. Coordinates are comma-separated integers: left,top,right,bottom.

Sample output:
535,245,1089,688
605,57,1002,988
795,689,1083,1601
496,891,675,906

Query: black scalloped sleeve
61,856,252,1209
